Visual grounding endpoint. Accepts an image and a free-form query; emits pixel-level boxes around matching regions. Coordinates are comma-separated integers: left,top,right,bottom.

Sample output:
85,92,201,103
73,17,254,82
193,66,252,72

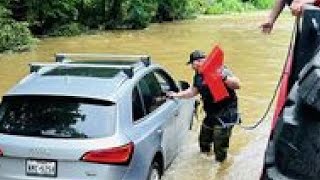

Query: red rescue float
199,45,230,102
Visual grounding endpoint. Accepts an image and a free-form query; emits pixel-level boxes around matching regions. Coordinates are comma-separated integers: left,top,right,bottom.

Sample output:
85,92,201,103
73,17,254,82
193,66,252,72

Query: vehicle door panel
133,72,178,167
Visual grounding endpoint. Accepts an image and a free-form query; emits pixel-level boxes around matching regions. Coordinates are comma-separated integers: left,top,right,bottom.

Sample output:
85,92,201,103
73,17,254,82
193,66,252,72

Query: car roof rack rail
55,53,151,67
29,63,134,78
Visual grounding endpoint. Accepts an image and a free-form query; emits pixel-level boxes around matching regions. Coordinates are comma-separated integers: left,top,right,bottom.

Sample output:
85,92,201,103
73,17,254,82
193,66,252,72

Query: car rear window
0,96,116,138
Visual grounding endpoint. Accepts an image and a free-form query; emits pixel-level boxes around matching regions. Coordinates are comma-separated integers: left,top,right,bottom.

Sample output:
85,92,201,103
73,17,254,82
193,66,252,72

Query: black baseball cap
187,50,206,64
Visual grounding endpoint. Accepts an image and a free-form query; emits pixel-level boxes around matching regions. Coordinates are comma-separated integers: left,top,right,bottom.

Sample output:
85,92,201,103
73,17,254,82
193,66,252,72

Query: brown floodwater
0,11,294,180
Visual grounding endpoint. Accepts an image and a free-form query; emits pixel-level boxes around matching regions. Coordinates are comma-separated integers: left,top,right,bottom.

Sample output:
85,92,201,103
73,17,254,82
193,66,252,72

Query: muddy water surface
0,11,294,180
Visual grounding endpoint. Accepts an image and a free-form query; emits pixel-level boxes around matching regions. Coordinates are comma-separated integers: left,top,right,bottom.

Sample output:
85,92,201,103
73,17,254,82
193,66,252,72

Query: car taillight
81,142,134,165
0,149,3,157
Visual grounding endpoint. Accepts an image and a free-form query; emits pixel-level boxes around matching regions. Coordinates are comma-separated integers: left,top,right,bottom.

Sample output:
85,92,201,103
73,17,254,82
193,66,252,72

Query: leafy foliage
205,0,255,14
25,0,79,34
205,0,270,15
124,0,158,29
0,20,36,52
0,2,10,18
0,0,274,52
47,23,87,37
156,0,200,21
0,3,35,53
250,0,273,9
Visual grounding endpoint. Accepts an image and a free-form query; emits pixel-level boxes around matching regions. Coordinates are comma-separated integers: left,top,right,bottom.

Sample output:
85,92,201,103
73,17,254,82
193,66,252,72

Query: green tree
7,0,28,21
0,20,36,52
105,0,124,28
155,0,200,22
77,0,106,29
25,0,78,34
0,2,35,52
123,0,158,29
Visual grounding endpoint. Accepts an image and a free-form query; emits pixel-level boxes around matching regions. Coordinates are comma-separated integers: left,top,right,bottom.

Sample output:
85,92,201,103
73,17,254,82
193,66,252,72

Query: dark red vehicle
261,5,320,180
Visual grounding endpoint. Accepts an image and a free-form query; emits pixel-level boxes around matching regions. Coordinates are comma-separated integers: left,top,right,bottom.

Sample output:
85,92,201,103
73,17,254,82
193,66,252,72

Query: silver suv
0,54,195,180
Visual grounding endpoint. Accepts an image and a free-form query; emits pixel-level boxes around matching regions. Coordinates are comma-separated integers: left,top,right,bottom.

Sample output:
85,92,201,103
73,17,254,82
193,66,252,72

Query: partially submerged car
0,54,195,180
262,5,320,179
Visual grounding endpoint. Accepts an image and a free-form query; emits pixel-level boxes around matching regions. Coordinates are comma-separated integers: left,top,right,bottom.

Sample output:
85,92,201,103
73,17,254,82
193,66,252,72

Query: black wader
199,104,237,162
193,67,238,162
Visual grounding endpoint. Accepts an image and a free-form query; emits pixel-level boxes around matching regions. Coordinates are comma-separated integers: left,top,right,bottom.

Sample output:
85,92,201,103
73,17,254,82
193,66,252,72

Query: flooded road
0,11,294,180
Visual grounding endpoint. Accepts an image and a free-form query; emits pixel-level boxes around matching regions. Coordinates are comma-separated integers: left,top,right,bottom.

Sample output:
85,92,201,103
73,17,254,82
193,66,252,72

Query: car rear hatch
0,95,132,180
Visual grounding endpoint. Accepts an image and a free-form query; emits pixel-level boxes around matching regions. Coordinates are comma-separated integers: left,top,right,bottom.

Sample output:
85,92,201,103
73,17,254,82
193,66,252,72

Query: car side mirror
179,80,190,90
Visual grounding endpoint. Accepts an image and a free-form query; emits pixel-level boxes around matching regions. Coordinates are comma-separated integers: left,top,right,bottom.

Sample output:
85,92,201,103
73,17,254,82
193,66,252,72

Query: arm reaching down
167,87,199,99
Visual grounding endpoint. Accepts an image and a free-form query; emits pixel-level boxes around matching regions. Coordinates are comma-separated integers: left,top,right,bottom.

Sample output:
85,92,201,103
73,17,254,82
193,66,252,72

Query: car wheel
147,161,161,180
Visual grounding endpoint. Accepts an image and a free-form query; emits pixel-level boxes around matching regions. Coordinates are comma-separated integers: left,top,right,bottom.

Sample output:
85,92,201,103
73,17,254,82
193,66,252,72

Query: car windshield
0,96,116,139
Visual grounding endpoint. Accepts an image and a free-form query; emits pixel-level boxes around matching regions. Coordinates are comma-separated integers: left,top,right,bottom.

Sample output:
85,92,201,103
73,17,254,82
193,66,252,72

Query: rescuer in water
167,50,240,162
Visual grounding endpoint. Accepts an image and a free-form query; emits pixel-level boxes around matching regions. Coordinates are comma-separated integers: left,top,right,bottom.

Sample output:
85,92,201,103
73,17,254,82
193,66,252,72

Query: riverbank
0,0,274,54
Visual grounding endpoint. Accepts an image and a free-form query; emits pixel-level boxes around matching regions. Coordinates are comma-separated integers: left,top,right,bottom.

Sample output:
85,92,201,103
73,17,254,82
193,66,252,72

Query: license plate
26,159,57,177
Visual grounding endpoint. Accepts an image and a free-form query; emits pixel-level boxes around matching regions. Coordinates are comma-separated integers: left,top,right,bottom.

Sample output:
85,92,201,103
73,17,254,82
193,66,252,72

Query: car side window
138,72,165,114
154,69,179,93
132,87,145,122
